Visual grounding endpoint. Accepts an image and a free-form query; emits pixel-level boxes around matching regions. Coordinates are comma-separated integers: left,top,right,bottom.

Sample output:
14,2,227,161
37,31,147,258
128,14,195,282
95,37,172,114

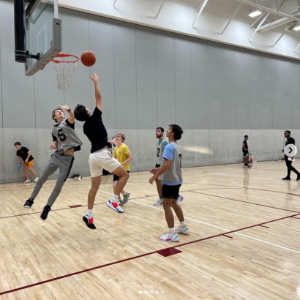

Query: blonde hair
116,133,125,142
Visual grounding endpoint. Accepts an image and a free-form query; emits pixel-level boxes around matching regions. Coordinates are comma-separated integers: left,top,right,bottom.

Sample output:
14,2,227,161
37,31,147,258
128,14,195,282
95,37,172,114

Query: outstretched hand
89,73,99,82
59,105,70,111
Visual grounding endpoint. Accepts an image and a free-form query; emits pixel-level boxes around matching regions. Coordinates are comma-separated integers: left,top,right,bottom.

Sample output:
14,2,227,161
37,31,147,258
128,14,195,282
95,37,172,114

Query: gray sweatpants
31,151,74,206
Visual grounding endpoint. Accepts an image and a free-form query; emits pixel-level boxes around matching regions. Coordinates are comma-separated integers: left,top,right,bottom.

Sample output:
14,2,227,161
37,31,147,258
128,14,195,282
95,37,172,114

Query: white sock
112,194,119,202
180,221,186,227
87,209,93,217
169,227,175,235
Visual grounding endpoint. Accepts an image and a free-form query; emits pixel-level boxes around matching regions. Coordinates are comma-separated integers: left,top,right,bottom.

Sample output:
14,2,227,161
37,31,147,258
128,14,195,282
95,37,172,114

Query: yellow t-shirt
113,143,131,171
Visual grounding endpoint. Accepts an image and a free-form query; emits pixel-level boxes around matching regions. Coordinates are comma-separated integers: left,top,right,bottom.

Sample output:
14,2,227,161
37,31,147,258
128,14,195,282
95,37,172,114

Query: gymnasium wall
1,0,300,183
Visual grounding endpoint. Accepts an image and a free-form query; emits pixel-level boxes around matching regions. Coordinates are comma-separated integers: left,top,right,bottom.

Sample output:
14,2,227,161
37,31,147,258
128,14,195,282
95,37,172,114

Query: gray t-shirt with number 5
52,118,83,152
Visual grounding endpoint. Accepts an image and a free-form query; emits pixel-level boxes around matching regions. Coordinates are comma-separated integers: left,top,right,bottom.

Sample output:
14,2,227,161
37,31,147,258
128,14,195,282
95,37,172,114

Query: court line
99,189,300,254
1,211,299,296
1,183,299,220
128,198,300,254
1,190,299,296
189,190,300,214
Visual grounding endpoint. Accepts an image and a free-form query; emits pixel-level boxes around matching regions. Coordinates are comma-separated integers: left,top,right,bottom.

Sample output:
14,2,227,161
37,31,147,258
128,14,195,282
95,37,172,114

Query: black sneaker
297,175,300,181
40,205,51,221
282,177,291,180
83,215,96,229
24,198,34,209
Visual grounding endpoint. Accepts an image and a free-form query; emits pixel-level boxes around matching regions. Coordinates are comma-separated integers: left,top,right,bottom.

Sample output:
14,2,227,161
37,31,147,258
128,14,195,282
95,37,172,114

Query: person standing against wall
14,142,39,183
242,135,251,168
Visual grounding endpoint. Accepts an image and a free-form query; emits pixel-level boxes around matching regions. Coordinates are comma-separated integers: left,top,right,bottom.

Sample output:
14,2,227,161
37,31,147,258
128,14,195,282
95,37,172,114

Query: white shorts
89,149,120,177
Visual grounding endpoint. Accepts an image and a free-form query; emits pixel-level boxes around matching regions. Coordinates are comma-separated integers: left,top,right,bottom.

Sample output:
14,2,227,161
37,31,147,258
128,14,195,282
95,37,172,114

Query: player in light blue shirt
149,124,189,242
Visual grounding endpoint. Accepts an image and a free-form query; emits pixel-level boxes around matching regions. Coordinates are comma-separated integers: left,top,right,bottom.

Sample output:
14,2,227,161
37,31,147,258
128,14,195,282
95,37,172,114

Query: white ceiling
59,0,300,60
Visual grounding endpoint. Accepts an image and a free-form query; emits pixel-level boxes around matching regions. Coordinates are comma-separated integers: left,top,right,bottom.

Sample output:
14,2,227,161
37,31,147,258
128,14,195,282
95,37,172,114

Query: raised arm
59,105,74,124
89,73,102,111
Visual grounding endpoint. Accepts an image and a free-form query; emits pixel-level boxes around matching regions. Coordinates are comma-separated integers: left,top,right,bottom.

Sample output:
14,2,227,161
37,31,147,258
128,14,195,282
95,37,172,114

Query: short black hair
74,105,90,122
169,124,183,140
156,127,164,132
14,142,21,146
244,135,248,138
285,130,291,134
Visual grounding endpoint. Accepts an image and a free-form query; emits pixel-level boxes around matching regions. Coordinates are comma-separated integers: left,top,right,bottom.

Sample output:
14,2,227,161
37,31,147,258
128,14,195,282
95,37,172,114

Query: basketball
81,51,96,67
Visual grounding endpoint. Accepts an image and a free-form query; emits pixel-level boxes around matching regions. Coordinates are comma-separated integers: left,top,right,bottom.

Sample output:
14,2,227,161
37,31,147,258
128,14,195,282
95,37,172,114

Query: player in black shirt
74,73,129,229
282,130,300,181
242,135,251,168
14,142,39,183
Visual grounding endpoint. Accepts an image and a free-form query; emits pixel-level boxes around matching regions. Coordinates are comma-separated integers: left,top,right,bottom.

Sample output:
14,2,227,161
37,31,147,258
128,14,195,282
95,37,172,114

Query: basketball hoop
52,54,79,90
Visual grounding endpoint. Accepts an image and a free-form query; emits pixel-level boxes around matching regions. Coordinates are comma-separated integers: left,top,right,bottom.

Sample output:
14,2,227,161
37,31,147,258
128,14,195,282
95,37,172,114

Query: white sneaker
24,179,31,184
33,177,39,183
176,195,184,205
153,198,163,206
160,233,179,242
175,225,189,234
106,199,124,213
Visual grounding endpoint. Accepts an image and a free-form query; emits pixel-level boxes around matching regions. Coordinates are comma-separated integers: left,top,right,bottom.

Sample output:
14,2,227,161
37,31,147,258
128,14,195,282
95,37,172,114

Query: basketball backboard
24,0,61,76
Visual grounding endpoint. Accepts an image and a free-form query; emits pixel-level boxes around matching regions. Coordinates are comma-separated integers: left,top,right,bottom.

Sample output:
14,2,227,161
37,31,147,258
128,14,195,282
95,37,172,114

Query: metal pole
248,12,270,41
192,0,209,28
294,42,300,52
14,0,26,63
272,32,285,47
276,0,286,11
221,2,242,34
54,0,58,19
236,0,300,22
250,14,265,28
155,0,165,18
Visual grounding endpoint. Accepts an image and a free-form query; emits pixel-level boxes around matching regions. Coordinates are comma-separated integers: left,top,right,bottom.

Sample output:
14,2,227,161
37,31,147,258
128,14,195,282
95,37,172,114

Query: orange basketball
81,51,96,67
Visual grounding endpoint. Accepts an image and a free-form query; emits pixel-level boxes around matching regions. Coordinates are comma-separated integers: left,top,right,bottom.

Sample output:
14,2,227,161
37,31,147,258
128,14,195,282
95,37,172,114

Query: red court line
1,185,299,220
222,235,233,239
189,190,300,214
1,212,299,296
209,184,300,198
258,225,269,228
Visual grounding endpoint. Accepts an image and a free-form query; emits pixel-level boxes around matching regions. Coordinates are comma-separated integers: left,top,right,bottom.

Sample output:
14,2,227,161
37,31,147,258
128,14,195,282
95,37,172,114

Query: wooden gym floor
0,161,300,300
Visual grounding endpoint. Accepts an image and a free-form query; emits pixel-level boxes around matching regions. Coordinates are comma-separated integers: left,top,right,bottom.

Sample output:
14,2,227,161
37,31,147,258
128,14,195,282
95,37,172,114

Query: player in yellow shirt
113,134,133,205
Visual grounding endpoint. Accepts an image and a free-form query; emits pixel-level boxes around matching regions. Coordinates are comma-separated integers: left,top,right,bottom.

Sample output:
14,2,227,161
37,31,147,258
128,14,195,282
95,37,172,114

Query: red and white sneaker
83,214,96,229
106,200,124,213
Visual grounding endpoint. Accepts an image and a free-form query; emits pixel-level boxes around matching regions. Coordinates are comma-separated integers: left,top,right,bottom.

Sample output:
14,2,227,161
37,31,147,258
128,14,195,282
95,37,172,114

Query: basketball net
52,54,79,90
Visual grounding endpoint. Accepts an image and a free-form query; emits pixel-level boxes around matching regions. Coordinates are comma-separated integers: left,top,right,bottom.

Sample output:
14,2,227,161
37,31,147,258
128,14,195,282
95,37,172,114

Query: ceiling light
249,10,262,18
293,25,300,31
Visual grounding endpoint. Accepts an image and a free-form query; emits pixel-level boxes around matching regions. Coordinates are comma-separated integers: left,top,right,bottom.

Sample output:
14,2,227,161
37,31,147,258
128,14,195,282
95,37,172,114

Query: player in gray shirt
153,127,184,206
23,105,83,221
149,124,189,242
